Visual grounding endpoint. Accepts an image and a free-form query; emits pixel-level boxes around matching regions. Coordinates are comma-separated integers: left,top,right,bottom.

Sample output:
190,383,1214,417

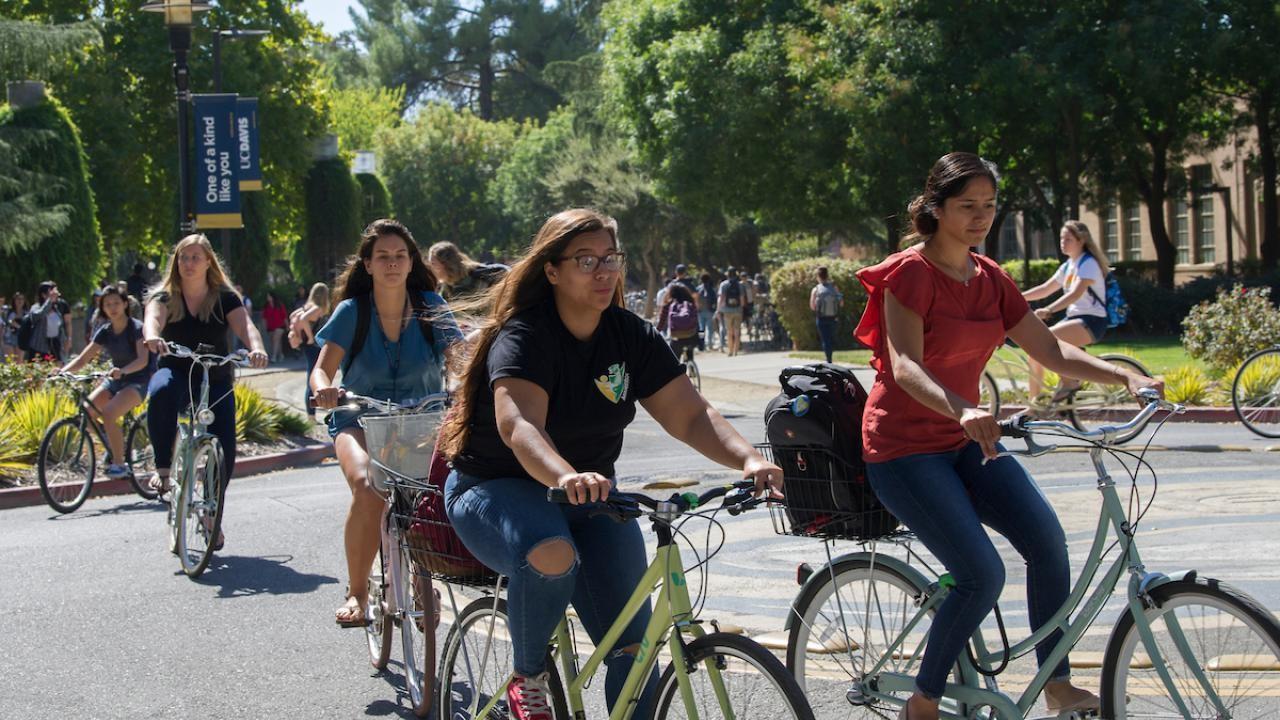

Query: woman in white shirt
1021,221,1110,400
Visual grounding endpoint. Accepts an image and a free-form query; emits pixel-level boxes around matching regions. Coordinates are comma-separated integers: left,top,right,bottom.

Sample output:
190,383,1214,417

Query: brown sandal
335,590,370,628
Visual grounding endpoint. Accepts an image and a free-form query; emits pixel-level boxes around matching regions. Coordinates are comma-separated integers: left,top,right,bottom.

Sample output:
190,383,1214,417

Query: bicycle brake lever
984,436,1058,464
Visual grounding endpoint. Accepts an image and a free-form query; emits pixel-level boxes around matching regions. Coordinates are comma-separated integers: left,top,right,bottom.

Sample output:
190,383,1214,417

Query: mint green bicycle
785,392,1280,719
437,481,815,719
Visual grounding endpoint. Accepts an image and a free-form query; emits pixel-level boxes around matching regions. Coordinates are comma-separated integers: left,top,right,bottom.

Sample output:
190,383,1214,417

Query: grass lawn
792,335,1205,377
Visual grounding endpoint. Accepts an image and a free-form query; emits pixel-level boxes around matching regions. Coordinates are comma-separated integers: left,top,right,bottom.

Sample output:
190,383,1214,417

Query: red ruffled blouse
854,247,1030,463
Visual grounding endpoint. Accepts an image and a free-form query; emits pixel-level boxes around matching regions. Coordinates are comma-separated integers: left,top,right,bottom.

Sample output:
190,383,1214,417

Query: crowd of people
16,150,1166,720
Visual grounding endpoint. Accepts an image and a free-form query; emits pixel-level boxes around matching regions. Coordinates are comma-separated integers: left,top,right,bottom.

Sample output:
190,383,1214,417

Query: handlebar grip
547,488,571,504
998,417,1028,438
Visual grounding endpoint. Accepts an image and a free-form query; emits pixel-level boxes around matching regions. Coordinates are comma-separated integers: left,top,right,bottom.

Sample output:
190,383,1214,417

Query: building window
1104,203,1120,263
1174,198,1190,265
1124,205,1142,261
1196,194,1216,264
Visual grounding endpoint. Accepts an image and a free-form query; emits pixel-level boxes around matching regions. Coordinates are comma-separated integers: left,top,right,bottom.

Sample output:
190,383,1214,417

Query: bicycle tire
655,631,814,719
979,371,1000,417
437,596,569,719
125,415,158,500
786,557,961,717
1100,577,1280,719
37,416,96,514
686,359,701,392
1067,354,1152,443
175,439,225,578
399,545,435,717
366,551,392,670
1232,346,1280,438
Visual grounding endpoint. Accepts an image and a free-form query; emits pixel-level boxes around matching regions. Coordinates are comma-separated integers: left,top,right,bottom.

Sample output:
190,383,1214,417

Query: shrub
1163,365,1213,405
293,157,362,284
999,258,1060,289
355,172,392,225
4,388,77,456
0,359,66,403
770,258,865,351
1182,285,1280,374
1231,352,1280,406
234,383,310,443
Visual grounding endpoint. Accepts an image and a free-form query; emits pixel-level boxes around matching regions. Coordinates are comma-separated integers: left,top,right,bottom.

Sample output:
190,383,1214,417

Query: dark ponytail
906,152,1000,240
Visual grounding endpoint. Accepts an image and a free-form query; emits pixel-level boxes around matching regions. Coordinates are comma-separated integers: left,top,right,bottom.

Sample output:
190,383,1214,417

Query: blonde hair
427,241,483,285
1063,220,1110,276
306,282,330,315
149,234,237,323
438,209,622,458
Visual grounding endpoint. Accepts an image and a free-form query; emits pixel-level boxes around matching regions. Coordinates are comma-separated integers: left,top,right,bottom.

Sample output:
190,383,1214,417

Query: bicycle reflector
796,562,813,586
197,408,216,426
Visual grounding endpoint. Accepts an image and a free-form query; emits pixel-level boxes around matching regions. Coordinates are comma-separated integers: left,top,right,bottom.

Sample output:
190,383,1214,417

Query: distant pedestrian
126,263,148,302
288,282,330,417
696,272,719,351
672,263,698,298
717,268,746,356
28,281,71,362
4,292,26,361
809,266,843,363
117,281,143,320
263,292,289,362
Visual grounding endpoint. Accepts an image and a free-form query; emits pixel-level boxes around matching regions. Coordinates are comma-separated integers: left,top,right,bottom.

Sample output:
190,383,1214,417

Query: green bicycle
784,392,1280,719
437,481,816,719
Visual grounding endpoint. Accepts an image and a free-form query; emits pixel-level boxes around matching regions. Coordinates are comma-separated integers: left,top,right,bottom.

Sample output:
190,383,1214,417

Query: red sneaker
506,671,554,720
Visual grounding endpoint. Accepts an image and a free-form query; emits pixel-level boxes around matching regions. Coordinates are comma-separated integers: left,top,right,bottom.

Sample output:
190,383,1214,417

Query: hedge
1000,258,1059,288
355,172,392,226
771,258,866,351
228,191,271,298
0,97,103,300
292,157,361,284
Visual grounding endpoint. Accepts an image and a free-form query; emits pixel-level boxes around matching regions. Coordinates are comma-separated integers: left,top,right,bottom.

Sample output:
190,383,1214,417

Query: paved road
3,405,1280,718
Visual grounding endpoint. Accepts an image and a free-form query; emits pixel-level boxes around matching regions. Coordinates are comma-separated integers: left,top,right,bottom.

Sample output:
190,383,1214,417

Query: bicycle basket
758,444,901,541
359,410,445,491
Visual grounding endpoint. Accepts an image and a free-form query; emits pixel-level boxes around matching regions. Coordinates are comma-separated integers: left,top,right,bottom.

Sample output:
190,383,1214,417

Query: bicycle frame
850,443,1217,719
465,512,732,720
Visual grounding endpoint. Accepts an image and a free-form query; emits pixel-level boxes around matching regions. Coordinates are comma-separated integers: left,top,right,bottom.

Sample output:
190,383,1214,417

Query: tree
351,0,600,121
294,157,362,284
328,81,404,152
488,106,577,252
355,172,392,224
377,103,518,254
229,191,271,297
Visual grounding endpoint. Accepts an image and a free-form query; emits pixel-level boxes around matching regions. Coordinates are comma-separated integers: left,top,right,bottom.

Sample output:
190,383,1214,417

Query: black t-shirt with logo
453,300,685,481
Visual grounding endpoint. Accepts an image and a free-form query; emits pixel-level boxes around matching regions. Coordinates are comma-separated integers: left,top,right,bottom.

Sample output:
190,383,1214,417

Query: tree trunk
1255,92,1279,269
1135,140,1176,288
884,216,897,253
1063,98,1082,220
985,207,1009,258
478,58,494,121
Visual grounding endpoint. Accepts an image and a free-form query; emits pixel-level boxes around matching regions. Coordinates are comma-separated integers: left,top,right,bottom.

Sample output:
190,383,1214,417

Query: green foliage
1000,259,1060,289
1232,352,1280,407
294,158,362,284
5,387,77,457
1182,285,1280,373
771,258,865,352
228,191,271,298
0,97,103,300
0,18,98,83
328,82,403,152
489,107,577,252
0,359,64,404
233,384,310,443
759,232,823,270
355,172,392,226
1162,365,1213,405
378,103,519,252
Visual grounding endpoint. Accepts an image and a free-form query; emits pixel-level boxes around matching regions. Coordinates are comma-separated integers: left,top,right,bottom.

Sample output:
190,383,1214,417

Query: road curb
0,442,334,511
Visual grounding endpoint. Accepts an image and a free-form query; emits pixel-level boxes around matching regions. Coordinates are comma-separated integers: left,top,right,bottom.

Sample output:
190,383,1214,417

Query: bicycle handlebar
996,389,1185,457
49,371,112,384
324,390,450,415
163,341,250,368
545,479,760,522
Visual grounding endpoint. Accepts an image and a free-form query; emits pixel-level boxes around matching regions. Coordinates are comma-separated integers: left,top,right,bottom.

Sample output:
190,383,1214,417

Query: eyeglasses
556,252,626,273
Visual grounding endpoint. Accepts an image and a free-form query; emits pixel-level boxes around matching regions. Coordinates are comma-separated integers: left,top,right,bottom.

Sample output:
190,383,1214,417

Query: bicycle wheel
1232,346,1280,437
175,439,225,578
786,557,961,718
37,416,96,514
399,545,435,717
125,416,158,500
437,596,569,719
655,631,814,719
366,551,392,670
978,371,1000,416
686,359,702,392
1067,354,1152,443
1100,577,1280,719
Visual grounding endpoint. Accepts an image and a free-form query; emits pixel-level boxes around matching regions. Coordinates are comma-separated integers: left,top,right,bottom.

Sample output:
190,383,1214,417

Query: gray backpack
815,283,842,318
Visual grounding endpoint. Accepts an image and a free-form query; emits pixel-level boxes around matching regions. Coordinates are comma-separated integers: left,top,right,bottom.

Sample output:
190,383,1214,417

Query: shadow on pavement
365,660,420,719
196,554,339,598
49,499,167,520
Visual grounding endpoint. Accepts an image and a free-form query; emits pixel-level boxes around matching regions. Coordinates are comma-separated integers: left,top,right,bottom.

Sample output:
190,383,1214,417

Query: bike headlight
197,408,216,426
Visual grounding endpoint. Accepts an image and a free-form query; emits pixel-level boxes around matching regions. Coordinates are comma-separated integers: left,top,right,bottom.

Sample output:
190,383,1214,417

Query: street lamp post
142,0,212,236
211,28,267,270
1194,184,1234,277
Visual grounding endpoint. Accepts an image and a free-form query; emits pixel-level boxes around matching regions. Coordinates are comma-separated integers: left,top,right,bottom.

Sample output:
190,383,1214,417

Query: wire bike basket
360,409,498,587
757,444,902,541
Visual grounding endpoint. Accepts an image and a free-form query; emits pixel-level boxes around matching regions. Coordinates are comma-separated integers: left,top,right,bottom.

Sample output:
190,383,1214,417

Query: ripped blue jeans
445,470,657,715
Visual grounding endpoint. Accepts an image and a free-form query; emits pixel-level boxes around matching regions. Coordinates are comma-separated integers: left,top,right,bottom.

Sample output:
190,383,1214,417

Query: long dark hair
333,219,437,303
439,208,622,459
907,152,1000,239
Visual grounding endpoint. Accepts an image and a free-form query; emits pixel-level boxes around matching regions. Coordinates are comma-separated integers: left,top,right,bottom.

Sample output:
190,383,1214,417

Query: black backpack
764,363,898,539
15,310,35,352
343,292,437,373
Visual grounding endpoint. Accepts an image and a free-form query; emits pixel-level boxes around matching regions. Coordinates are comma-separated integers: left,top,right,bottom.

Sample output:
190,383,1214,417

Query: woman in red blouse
262,292,289,363
855,153,1161,720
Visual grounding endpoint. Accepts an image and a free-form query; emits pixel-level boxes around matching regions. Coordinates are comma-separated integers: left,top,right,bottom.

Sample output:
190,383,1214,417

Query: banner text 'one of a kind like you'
193,93,242,229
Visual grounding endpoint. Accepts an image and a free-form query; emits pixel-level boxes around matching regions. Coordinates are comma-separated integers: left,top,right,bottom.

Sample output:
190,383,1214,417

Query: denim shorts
103,376,149,400
325,406,371,438
1068,313,1108,343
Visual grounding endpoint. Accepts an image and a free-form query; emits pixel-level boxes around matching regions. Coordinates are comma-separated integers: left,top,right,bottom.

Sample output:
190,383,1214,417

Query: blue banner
235,97,263,192
192,93,242,229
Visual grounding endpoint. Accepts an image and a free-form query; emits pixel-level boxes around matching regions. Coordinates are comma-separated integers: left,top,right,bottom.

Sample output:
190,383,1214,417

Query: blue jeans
146,367,237,482
698,309,718,349
815,315,837,362
866,442,1071,699
445,471,658,716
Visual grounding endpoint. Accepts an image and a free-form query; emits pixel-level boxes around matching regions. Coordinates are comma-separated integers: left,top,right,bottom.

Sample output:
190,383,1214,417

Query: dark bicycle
37,371,154,514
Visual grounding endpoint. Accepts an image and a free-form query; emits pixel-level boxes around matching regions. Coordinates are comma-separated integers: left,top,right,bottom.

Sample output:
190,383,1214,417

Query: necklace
919,246,975,286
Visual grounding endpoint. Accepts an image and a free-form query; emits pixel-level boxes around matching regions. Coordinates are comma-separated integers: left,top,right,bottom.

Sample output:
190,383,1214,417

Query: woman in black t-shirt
142,234,268,546
58,285,153,478
437,208,783,720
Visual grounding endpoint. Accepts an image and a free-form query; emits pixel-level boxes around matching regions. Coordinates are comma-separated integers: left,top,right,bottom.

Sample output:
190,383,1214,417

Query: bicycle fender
783,551,934,633
1134,568,1198,605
